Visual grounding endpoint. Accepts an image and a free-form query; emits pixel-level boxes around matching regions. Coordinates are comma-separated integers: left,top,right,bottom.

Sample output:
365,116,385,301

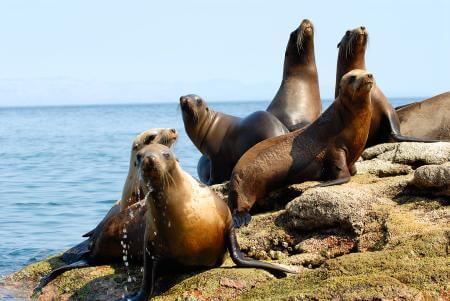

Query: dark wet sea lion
36,128,178,291
229,70,374,227
118,144,296,301
196,154,211,184
267,19,322,131
335,26,440,148
397,92,450,140
180,94,288,185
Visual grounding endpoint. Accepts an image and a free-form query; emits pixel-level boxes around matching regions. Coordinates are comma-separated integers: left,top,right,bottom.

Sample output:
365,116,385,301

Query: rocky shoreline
2,142,449,301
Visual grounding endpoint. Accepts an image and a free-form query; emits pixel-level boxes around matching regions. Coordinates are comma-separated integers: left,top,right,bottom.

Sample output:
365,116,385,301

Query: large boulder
362,142,450,166
412,162,450,196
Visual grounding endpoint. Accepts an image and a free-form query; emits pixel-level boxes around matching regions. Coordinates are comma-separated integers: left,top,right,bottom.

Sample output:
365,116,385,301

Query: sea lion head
180,94,214,150
132,128,178,153
285,19,315,62
339,69,374,102
338,26,368,60
136,144,179,192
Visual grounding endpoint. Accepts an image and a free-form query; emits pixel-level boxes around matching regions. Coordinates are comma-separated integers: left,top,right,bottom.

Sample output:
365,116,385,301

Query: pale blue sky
0,0,449,107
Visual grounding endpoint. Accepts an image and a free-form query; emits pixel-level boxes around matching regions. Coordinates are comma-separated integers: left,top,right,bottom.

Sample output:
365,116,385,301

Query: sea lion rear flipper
226,227,297,276
60,238,91,264
388,115,443,143
232,212,252,228
34,259,91,292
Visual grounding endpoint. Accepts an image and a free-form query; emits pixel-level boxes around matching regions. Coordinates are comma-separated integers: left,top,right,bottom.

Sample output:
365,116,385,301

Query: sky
0,0,449,107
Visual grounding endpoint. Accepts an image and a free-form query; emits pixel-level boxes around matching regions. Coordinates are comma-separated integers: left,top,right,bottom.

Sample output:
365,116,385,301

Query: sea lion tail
34,259,91,293
60,238,91,264
226,227,297,275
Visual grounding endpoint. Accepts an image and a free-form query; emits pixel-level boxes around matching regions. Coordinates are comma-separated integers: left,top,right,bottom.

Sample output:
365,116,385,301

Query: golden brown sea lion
229,70,374,227
336,26,440,147
35,128,178,291
180,94,288,185
118,144,296,301
267,19,322,131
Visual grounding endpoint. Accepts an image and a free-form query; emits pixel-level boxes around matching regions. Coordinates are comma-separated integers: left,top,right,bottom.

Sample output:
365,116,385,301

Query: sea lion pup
336,26,440,147
397,92,450,140
118,144,296,301
35,128,178,291
229,70,374,227
180,94,288,185
267,19,322,131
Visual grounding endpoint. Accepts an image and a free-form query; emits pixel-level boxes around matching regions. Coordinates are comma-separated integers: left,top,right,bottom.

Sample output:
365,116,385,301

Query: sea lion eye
144,135,156,145
196,99,202,106
346,30,350,35
162,152,170,159
348,75,357,83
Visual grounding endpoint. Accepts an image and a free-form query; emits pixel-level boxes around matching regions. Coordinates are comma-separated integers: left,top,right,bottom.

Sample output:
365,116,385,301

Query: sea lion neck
196,109,218,154
283,37,316,78
335,50,366,98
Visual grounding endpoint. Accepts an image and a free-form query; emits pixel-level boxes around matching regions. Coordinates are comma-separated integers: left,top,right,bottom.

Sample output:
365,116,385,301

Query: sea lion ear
337,42,341,48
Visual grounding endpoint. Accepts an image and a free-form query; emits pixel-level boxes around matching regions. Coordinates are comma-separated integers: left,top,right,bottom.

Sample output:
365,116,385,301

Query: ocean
0,98,414,288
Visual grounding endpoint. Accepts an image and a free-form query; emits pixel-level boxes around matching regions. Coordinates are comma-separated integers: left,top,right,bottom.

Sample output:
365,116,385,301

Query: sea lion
196,154,211,184
180,94,289,185
335,26,440,147
117,144,296,301
397,92,450,140
229,70,374,227
36,128,178,291
267,19,322,131
121,128,178,209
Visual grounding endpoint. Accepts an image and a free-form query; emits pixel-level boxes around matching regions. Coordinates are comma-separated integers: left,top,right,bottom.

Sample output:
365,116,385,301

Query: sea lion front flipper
232,212,252,228
316,176,350,187
118,246,160,301
34,259,91,292
316,149,351,188
226,227,297,276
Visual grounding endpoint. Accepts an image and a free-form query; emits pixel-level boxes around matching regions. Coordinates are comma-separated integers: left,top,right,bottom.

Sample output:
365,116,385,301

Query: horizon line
0,95,425,110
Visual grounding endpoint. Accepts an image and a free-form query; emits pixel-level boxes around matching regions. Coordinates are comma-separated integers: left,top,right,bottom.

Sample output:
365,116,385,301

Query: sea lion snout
300,19,313,35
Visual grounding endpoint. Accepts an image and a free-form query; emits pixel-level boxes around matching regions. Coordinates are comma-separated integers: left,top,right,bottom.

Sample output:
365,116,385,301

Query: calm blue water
0,98,413,281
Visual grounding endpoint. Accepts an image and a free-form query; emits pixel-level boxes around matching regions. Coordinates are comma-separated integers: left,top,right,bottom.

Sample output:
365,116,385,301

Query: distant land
0,78,432,108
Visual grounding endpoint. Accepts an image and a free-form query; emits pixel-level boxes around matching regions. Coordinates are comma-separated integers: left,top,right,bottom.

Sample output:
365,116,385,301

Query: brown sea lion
267,19,322,131
229,70,374,227
117,144,296,301
35,128,178,291
180,94,288,185
397,92,450,140
336,26,440,148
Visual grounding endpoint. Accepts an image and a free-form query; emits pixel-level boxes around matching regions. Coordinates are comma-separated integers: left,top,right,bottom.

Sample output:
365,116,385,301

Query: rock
412,162,450,194
285,185,390,235
362,142,450,166
3,142,450,300
355,158,412,177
